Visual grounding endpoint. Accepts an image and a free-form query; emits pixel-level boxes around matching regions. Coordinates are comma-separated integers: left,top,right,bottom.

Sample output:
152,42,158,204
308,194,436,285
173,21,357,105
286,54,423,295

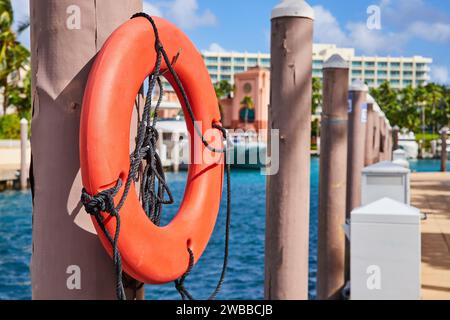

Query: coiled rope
81,13,231,300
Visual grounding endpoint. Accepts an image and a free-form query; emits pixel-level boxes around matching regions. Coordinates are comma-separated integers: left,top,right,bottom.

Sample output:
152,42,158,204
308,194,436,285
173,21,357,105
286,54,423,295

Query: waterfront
0,158,446,300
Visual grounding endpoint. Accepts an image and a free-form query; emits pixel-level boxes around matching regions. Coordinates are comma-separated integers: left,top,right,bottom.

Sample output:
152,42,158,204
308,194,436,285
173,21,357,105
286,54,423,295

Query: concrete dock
0,140,30,190
411,172,450,300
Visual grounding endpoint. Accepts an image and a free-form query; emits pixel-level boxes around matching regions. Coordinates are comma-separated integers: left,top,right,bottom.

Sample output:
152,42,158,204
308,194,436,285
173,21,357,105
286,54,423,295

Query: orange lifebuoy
80,16,224,284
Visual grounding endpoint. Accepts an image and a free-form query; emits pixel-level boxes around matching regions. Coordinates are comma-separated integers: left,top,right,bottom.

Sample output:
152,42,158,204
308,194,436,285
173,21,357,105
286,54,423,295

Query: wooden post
345,80,367,282
383,117,389,161
30,0,143,300
317,54,348,300
346,80,368,213
387,125,393,161
172,132,180,173
393,125,400,151
379,115,387,161
372,108,382,163
364,99,375,166
265,0,314,300
441,127,448,172
20,118,28,190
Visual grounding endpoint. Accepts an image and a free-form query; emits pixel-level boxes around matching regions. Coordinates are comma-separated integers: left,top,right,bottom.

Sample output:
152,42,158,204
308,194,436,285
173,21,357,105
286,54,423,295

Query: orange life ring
80,16,224,284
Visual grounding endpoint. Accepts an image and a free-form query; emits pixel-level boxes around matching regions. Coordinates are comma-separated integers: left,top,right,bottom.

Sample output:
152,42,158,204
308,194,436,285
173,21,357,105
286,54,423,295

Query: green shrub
0,113,21,139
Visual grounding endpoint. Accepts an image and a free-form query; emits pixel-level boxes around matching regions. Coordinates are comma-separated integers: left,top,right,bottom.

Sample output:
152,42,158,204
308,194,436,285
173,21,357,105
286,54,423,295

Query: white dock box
362,161,410,205
351,198,421,300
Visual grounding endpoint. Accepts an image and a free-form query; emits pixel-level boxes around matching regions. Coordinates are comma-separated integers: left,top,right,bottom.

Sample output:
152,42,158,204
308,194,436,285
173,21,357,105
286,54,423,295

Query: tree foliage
370,81,450,133
214,80,234,99
0,0,30,115
312,77,322,115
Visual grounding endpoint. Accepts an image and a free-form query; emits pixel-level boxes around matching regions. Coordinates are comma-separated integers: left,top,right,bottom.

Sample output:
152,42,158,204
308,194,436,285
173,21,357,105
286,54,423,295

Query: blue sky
12,0,450,84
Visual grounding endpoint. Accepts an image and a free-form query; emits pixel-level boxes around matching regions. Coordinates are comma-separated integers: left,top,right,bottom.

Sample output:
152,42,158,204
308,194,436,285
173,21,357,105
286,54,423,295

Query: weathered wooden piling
364,95,376,166
345,80,368,282
317,54,348,300
387,124,393,161
379,115,387,161
393,125,400,151
31,0,144,300
346,80,368,213
372,107,382,163
265,0,314,300
441,127,448,172
20,118,28,190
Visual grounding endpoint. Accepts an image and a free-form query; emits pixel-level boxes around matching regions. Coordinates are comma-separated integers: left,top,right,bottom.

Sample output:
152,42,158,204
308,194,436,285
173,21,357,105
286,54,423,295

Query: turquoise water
0,158,443,300
409,159,450,172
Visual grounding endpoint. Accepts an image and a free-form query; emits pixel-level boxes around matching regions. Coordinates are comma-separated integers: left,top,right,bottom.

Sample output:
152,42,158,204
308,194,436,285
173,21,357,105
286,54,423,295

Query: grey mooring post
345,79,368,282
387,124,393,161
364,96,375,166
441,127,448,172
372,107,382,163
265,0,314,300
393,125,400,151
317,54,348,300
346,80,368,213
20,118,28,190
31,0,143,300
379,114,388,161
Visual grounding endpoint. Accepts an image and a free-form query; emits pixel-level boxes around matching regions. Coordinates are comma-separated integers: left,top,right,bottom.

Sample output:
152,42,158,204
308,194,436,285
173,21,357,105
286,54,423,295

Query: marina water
0,159,446,300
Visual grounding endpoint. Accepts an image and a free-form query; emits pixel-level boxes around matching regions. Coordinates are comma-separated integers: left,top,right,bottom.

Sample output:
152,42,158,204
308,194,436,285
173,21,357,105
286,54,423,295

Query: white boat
229,132,267,169
392,149,410,169
432,138,450,158
154,119,267,170
398,131,419,159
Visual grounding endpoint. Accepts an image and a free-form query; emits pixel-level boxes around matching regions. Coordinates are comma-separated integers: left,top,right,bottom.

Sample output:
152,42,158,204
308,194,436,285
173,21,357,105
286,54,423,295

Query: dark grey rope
175,123,231,300
81,12,231,301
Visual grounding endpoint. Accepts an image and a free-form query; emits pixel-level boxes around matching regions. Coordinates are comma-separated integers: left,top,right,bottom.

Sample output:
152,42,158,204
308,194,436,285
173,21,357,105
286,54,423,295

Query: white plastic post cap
373,102,381,113
349,79,369,92
271,0,315,20
366,93,375,104
20,118,28,124
323,54,349,69
393,125,400,130
440,126,449,134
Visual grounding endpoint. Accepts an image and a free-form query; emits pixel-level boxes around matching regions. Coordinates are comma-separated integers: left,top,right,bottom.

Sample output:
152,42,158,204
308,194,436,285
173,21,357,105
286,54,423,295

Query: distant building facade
202,44,432,89
220,66,270,131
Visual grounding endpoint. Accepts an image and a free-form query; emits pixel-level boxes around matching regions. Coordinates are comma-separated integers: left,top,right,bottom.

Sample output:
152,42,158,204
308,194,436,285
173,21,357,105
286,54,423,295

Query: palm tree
214,80,233,99
0,0,30,115
424,83,445,133
312,77,322,115
240,95,254,126
214,80,234,120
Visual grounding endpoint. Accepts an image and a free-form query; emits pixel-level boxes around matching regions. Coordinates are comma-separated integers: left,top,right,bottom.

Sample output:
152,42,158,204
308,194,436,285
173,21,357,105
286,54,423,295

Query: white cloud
408,22,450,44
206,43,227,53
313,5,348,46
431,65,450,85
313,5,407,55
345,22,408,55
154,0,217,30
12,0,30,48
12,0,29,24
143,2,163,17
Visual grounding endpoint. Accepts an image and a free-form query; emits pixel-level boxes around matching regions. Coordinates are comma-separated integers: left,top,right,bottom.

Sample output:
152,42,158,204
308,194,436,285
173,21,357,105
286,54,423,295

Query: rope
81,12,231,300
174,123,231,300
